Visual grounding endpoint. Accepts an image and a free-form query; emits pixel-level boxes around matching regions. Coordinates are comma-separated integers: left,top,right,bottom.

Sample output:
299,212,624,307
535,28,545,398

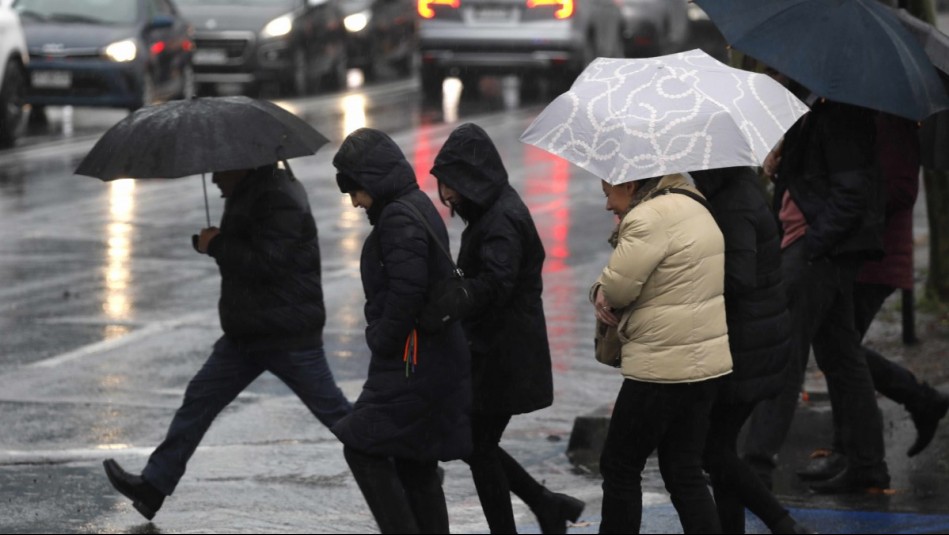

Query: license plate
31,70,72,89
473,6,513,22
193,48,228,65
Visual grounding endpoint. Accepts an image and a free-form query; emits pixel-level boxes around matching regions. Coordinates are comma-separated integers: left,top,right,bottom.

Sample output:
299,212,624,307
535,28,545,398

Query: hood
22,21,138,52
179,3,297,33
430,123,508,208
333,127,418,204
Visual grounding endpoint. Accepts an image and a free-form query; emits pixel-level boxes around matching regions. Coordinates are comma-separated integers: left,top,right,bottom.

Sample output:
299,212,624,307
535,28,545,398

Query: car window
151,0,174,16
12,0,139,25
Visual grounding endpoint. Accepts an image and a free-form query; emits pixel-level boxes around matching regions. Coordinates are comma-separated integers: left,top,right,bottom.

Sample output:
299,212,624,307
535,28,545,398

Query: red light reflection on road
412,123,450,219
523,147,576,372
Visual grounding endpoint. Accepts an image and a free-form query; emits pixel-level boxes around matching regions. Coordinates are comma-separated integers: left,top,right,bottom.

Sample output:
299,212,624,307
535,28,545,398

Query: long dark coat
692,167,789,404
207,164,325,351
430,123,553,415
330,128,472,462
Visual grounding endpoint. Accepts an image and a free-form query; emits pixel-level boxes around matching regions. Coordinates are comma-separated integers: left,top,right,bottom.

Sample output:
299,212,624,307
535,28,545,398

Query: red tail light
418,0,460,19
527,0,574,19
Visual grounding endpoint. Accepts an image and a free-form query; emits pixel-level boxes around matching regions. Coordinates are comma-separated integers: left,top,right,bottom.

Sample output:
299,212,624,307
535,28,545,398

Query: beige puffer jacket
594,174,732,383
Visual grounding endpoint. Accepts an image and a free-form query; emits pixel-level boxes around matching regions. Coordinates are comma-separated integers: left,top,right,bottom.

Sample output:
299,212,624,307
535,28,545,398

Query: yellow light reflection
103,180,135,325
341,94,367,137
96,443,132,450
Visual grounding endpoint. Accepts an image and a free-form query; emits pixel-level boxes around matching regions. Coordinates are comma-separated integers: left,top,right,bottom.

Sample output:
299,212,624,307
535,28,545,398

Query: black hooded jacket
692,167,789,404
330,128,472,462
206,164,325,350
430,123,554,415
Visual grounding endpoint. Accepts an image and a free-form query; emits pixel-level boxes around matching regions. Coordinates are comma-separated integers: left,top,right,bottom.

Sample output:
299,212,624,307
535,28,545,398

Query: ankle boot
534,489,585,534
907,385,949,457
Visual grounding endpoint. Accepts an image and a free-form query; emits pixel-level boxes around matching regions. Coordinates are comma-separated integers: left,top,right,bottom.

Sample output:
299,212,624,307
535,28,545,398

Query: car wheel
0,60,26,148
176,63,196,100
420,63,442,101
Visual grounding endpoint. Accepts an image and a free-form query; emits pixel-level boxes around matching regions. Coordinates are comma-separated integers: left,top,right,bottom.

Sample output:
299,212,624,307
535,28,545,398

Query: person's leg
343,446,420,534
266,344,353,428
394,457,449,534
657,380,720,534
142,337,264,496
464,412,516,533
500,447,585,534
599,379,668,534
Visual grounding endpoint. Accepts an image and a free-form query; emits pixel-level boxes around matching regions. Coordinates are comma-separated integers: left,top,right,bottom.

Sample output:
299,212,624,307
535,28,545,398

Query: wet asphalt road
2,34,949,533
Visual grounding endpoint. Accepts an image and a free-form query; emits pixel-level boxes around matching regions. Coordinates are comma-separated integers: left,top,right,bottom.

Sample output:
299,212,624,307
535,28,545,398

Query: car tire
0,60,26,148
420,63,442,101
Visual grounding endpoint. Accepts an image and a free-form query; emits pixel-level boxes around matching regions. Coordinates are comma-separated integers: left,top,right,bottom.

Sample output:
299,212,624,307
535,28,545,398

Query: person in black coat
424,123,584,534
331,127,472,534
101,163,353,521
692,167,812,534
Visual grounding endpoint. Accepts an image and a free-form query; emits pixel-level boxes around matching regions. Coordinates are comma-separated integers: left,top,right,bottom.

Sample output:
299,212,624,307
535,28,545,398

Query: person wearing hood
331,128,472,534
691,167,813,535
423,123,584,534
591,173,732,534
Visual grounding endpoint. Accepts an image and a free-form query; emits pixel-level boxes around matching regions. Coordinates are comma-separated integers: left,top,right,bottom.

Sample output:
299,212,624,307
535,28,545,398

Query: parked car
0,1,27,147
417,0,624,100
176,0,348,97
13,0,195,114
341,0,415,81
618,0,690,58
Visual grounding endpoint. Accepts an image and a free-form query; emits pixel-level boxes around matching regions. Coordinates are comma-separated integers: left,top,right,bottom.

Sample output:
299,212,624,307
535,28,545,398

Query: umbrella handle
201,173,211,227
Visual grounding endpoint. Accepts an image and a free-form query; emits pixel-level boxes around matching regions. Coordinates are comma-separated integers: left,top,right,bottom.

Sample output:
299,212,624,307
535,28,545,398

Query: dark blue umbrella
693,0,949,121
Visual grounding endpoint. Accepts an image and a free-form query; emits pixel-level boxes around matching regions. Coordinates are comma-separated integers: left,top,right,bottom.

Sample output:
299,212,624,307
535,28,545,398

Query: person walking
331,127,472,534
691,167,813,535
592,173,732,534
741,94,891,494
424,122,585,534
796,113,949,482
102,163,353,520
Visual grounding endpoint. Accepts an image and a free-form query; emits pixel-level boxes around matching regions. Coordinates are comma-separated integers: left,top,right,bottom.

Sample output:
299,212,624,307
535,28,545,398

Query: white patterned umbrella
519,49,810,184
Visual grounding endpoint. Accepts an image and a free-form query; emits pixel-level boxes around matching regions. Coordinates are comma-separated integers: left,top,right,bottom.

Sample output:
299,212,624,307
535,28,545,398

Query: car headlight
262,14,293,38
344,10,371,33
105,39,137,62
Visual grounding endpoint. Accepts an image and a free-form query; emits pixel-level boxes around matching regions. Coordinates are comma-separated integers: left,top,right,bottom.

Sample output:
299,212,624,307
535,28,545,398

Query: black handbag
393,200,470,333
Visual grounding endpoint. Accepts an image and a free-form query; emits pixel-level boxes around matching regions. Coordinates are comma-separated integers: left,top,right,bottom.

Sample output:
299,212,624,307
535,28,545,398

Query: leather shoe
534,490,585,534
907,387,949,457
809,464,889,494
796,449,847,481
103,459,165,520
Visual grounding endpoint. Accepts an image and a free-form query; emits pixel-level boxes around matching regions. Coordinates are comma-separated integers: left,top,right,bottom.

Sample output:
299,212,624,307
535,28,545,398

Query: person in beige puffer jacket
591,173,732,534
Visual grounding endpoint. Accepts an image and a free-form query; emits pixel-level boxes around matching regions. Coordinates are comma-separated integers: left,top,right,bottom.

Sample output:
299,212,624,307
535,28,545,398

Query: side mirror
148,15,175,30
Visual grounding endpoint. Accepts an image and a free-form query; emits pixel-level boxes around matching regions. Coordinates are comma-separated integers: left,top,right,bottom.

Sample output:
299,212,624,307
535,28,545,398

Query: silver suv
417,0,624,99
0,1,28,147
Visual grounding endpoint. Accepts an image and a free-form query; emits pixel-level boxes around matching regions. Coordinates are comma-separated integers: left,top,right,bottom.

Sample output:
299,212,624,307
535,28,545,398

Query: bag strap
392,199,464,277
654,187,714,214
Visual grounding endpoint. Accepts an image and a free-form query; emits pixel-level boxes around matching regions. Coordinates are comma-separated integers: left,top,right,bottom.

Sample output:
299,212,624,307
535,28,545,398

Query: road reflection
103,179,135,333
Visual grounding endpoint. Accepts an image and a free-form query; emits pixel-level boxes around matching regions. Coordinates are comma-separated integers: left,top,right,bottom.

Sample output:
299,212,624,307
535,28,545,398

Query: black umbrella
75,96,330,224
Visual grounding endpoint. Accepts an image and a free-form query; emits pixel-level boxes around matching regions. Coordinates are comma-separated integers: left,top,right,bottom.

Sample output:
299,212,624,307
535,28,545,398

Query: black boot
808,463,889,494
534,490,585,534
102,459,165,520
907,385,949,457
795,449,846,481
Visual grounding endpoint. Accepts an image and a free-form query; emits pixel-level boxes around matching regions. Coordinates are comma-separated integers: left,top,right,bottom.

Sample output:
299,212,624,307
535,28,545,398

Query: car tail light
527,0,574,19
418,0,460,19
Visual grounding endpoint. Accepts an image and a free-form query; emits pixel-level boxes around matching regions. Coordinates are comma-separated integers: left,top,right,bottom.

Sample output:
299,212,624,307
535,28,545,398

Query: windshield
175,0,298,6
13,0,139,25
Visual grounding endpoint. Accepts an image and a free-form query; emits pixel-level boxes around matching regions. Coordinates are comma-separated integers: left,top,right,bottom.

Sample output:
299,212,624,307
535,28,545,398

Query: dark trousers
825,282,928,450
743,240,886,471
704,400,789,534
464,412,549,534
142,336,352,495
599,378,721,534
343,445,448,534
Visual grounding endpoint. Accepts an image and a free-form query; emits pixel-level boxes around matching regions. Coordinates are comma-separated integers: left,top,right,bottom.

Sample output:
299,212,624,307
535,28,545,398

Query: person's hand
594,287,619,327
763,148,781,178
196,227,220,254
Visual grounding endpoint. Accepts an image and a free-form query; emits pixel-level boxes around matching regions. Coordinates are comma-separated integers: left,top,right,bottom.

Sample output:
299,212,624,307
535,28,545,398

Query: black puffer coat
430,123,553,415
330,128,472,462
692,167,789,404
207,164,325,350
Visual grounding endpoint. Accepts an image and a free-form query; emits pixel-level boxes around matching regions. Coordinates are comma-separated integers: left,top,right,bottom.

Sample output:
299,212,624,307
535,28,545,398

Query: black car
341,0,415,81
14,0,195,112
176,0,348,97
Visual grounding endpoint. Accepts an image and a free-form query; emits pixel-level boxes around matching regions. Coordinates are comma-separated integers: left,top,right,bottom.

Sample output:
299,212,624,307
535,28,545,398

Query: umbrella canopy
693,0,949,121
519,49,809,185
75,96,329,181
